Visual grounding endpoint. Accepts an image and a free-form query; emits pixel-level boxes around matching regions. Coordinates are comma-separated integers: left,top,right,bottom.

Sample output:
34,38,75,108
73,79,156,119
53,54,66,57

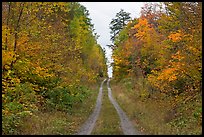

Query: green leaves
109,9,131,42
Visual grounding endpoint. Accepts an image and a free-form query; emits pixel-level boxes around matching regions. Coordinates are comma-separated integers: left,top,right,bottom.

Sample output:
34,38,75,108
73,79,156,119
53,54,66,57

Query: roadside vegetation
16,83,100,135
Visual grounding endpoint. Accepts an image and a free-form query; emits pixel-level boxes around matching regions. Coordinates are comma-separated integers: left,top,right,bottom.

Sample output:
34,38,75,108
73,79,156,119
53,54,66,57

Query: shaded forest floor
110,78,202,135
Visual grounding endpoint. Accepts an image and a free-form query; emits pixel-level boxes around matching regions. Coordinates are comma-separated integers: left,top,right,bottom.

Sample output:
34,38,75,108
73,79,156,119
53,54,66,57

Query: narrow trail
76,78,140,135
76,79,106,135
107,79,139,135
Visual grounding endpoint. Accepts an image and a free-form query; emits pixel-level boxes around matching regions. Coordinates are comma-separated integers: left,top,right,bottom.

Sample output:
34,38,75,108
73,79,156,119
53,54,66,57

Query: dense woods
111,2,202,134
2,2,107,134
2,2,202,135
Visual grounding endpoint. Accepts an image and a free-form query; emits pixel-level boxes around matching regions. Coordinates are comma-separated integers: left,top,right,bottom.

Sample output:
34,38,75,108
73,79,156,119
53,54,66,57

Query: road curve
107,78,139,135
76,79,107,135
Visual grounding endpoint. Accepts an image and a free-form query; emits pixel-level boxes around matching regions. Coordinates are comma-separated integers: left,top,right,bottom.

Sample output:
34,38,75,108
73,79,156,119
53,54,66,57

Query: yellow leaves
2,50,16,68
17,34,29,52
40,2,70,16
114,57,122,65
2,25,10,48
188,46,199,55
33,66,54,78
24,42,42,57
22,110,33,116
18,34,29,46
55,2,70,12
169,51,186,75
168,30,182,42
12,77,21,85
135,30,146,40
32,84,40,92
115,66,121,71
2,25,15,50
2,70,21,97
168,74,177,82
147,74,160,88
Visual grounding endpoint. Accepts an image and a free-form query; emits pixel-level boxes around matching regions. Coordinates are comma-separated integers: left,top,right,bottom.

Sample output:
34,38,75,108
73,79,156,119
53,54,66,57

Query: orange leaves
170,51,185,72
135,30,146,40
148,67,178,93
133,18,149,39
132,18,152,40
168,30,182,42
133,18,149,29
157,67,177,82
112,2,201,104
151,51,185,90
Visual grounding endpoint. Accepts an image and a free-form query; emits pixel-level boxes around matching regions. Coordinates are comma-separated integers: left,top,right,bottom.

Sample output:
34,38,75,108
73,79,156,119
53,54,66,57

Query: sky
80,2,145,78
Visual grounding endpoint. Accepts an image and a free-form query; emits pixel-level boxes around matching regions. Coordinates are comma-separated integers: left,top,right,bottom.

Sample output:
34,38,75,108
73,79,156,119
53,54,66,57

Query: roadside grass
17,82,100,135
91,82,123,135
110,78,202,135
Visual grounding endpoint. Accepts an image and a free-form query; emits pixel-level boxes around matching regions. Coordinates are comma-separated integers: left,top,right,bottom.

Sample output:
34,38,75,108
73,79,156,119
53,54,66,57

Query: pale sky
80,2,145,78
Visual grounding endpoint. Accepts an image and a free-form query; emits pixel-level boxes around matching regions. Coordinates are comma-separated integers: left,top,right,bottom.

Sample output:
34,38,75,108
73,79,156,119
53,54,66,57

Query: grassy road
91,80,123,135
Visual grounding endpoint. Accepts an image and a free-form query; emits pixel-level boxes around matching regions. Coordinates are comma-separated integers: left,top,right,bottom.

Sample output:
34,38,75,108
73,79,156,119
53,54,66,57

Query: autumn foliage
2,2,107,134
112,2,202,134
113,2,201,94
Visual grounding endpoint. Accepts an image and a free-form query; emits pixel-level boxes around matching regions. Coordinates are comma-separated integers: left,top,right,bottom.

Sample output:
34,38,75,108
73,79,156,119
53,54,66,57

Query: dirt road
76,78,140,135
76,79,107,135
107,79,139,135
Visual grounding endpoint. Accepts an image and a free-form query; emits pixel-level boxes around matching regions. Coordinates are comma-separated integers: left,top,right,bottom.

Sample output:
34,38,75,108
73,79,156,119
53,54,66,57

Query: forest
2,2,202,135
2,2,107,134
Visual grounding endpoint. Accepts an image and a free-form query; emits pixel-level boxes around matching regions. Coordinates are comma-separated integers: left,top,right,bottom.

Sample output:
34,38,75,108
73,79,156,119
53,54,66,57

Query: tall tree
109,9,131,43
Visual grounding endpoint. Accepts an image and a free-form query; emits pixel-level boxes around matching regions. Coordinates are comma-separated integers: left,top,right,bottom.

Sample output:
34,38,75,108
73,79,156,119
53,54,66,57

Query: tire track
107,78,140,135
76,79,106,135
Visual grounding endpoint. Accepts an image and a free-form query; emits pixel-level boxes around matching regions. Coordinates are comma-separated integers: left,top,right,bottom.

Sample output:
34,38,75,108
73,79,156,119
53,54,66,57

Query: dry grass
18,111,77,135
111,82,170,134
110,79,202,135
